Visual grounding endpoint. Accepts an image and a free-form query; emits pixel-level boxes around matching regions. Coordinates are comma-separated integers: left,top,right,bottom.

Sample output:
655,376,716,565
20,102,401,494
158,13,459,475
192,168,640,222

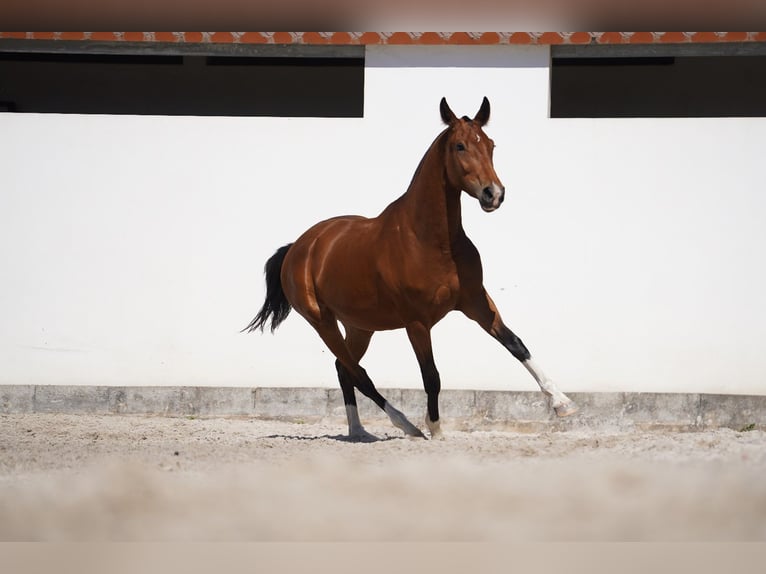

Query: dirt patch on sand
1,414,764,540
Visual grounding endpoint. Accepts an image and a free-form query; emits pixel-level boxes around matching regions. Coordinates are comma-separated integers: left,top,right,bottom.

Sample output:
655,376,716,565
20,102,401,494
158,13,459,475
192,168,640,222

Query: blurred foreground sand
1,413,764,540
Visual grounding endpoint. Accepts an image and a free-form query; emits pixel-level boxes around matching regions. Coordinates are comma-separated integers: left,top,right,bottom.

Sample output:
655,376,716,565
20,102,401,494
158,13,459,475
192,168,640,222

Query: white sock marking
384,403,424,437
345,404,366,436
425,415,444,440
384,403,408,428
523,358,572,408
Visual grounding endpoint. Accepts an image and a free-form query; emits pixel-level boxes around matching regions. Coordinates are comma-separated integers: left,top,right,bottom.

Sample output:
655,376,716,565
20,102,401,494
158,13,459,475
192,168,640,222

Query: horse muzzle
479,184,505,212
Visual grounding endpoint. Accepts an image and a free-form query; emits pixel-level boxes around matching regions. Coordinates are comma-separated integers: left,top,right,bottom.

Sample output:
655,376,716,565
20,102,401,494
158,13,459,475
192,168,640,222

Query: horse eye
456,143,466,152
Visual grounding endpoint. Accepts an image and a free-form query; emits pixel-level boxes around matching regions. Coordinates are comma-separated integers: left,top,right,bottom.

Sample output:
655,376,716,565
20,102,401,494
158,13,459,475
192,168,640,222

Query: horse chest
399,264,460,321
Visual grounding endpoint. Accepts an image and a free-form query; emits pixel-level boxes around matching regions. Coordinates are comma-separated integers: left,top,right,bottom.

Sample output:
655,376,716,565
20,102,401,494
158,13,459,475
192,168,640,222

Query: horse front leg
460,289,578,417
406,322,444,440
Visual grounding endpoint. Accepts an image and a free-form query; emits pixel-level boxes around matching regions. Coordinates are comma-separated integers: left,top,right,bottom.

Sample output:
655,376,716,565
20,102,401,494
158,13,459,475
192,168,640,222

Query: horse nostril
482,187,493,200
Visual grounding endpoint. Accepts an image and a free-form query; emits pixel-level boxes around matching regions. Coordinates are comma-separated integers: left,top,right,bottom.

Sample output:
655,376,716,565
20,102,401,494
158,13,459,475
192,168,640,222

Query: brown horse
245,97,578,440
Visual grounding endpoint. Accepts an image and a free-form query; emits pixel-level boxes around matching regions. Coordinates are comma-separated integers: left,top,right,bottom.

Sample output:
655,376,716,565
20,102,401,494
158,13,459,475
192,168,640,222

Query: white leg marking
345,404,364,434
425,414,444,441
523,358,579,417
345,405,377,441
384,403,425,438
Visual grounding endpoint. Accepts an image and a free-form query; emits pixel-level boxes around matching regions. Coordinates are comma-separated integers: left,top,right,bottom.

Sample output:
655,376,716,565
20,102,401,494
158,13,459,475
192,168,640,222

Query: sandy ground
1,413,765,541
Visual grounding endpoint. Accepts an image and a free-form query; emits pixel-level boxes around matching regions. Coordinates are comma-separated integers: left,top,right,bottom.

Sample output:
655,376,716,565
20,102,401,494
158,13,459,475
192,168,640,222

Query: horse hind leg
334,327,377,441
314,317,425,439
336,362,378,441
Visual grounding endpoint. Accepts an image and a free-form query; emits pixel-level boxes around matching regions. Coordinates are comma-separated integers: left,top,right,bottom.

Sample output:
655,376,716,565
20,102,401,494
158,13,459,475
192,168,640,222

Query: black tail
242,243,293,333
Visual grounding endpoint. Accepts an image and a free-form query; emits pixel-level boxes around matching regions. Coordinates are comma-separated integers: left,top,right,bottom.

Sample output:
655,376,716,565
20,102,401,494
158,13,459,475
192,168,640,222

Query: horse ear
440,97,457,125
474,97,490,126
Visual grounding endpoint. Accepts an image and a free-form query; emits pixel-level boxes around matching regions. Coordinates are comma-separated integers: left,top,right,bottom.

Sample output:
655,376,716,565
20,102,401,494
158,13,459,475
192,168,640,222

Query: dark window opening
0,51,364,117
551,55,766,118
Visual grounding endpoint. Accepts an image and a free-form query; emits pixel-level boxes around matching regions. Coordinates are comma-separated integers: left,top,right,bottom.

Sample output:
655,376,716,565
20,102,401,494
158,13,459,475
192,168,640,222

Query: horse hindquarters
278,230,427,440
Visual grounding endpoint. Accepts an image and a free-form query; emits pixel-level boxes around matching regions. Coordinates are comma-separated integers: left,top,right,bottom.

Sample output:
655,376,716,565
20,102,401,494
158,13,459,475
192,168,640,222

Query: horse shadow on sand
258,433,405,443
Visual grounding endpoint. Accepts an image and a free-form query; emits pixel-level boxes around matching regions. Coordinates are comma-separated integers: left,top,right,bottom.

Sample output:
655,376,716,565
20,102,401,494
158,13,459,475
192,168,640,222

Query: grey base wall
1,385,765,432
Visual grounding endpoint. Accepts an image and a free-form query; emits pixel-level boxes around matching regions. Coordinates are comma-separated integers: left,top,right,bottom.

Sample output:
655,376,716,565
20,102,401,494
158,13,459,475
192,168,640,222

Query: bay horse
245,97,578,440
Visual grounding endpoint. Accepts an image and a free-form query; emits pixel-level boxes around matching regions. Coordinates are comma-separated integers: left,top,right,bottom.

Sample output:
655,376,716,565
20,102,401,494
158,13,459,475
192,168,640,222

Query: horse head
439,97,505,212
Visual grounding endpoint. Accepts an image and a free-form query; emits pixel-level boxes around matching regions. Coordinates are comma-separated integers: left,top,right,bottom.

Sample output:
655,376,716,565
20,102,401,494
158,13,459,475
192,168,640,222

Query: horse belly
317,258,455,331
320,258,406,330
332,282,456,331
285,216,459,331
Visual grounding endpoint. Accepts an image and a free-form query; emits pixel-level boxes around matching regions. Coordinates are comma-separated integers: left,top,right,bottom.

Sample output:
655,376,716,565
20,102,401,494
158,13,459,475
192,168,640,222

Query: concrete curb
1,385,765,432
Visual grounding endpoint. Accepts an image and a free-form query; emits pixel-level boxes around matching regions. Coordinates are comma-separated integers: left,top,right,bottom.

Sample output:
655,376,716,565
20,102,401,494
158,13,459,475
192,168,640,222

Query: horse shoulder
451,234,486,293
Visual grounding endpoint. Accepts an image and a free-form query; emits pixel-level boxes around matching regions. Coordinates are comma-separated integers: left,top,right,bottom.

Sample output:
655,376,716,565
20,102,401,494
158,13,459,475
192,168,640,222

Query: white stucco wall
1,44,765,395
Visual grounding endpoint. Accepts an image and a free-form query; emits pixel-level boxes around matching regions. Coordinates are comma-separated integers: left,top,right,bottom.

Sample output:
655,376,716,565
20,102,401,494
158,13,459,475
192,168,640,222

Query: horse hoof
400,422,427,439
407,427,427,440
385,403,426,438
554,400,579,417
425,416,445,440
348,430,379,442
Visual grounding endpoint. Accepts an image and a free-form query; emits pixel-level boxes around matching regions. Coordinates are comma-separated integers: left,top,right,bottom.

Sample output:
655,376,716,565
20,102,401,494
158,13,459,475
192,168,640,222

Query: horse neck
396,134,464,248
